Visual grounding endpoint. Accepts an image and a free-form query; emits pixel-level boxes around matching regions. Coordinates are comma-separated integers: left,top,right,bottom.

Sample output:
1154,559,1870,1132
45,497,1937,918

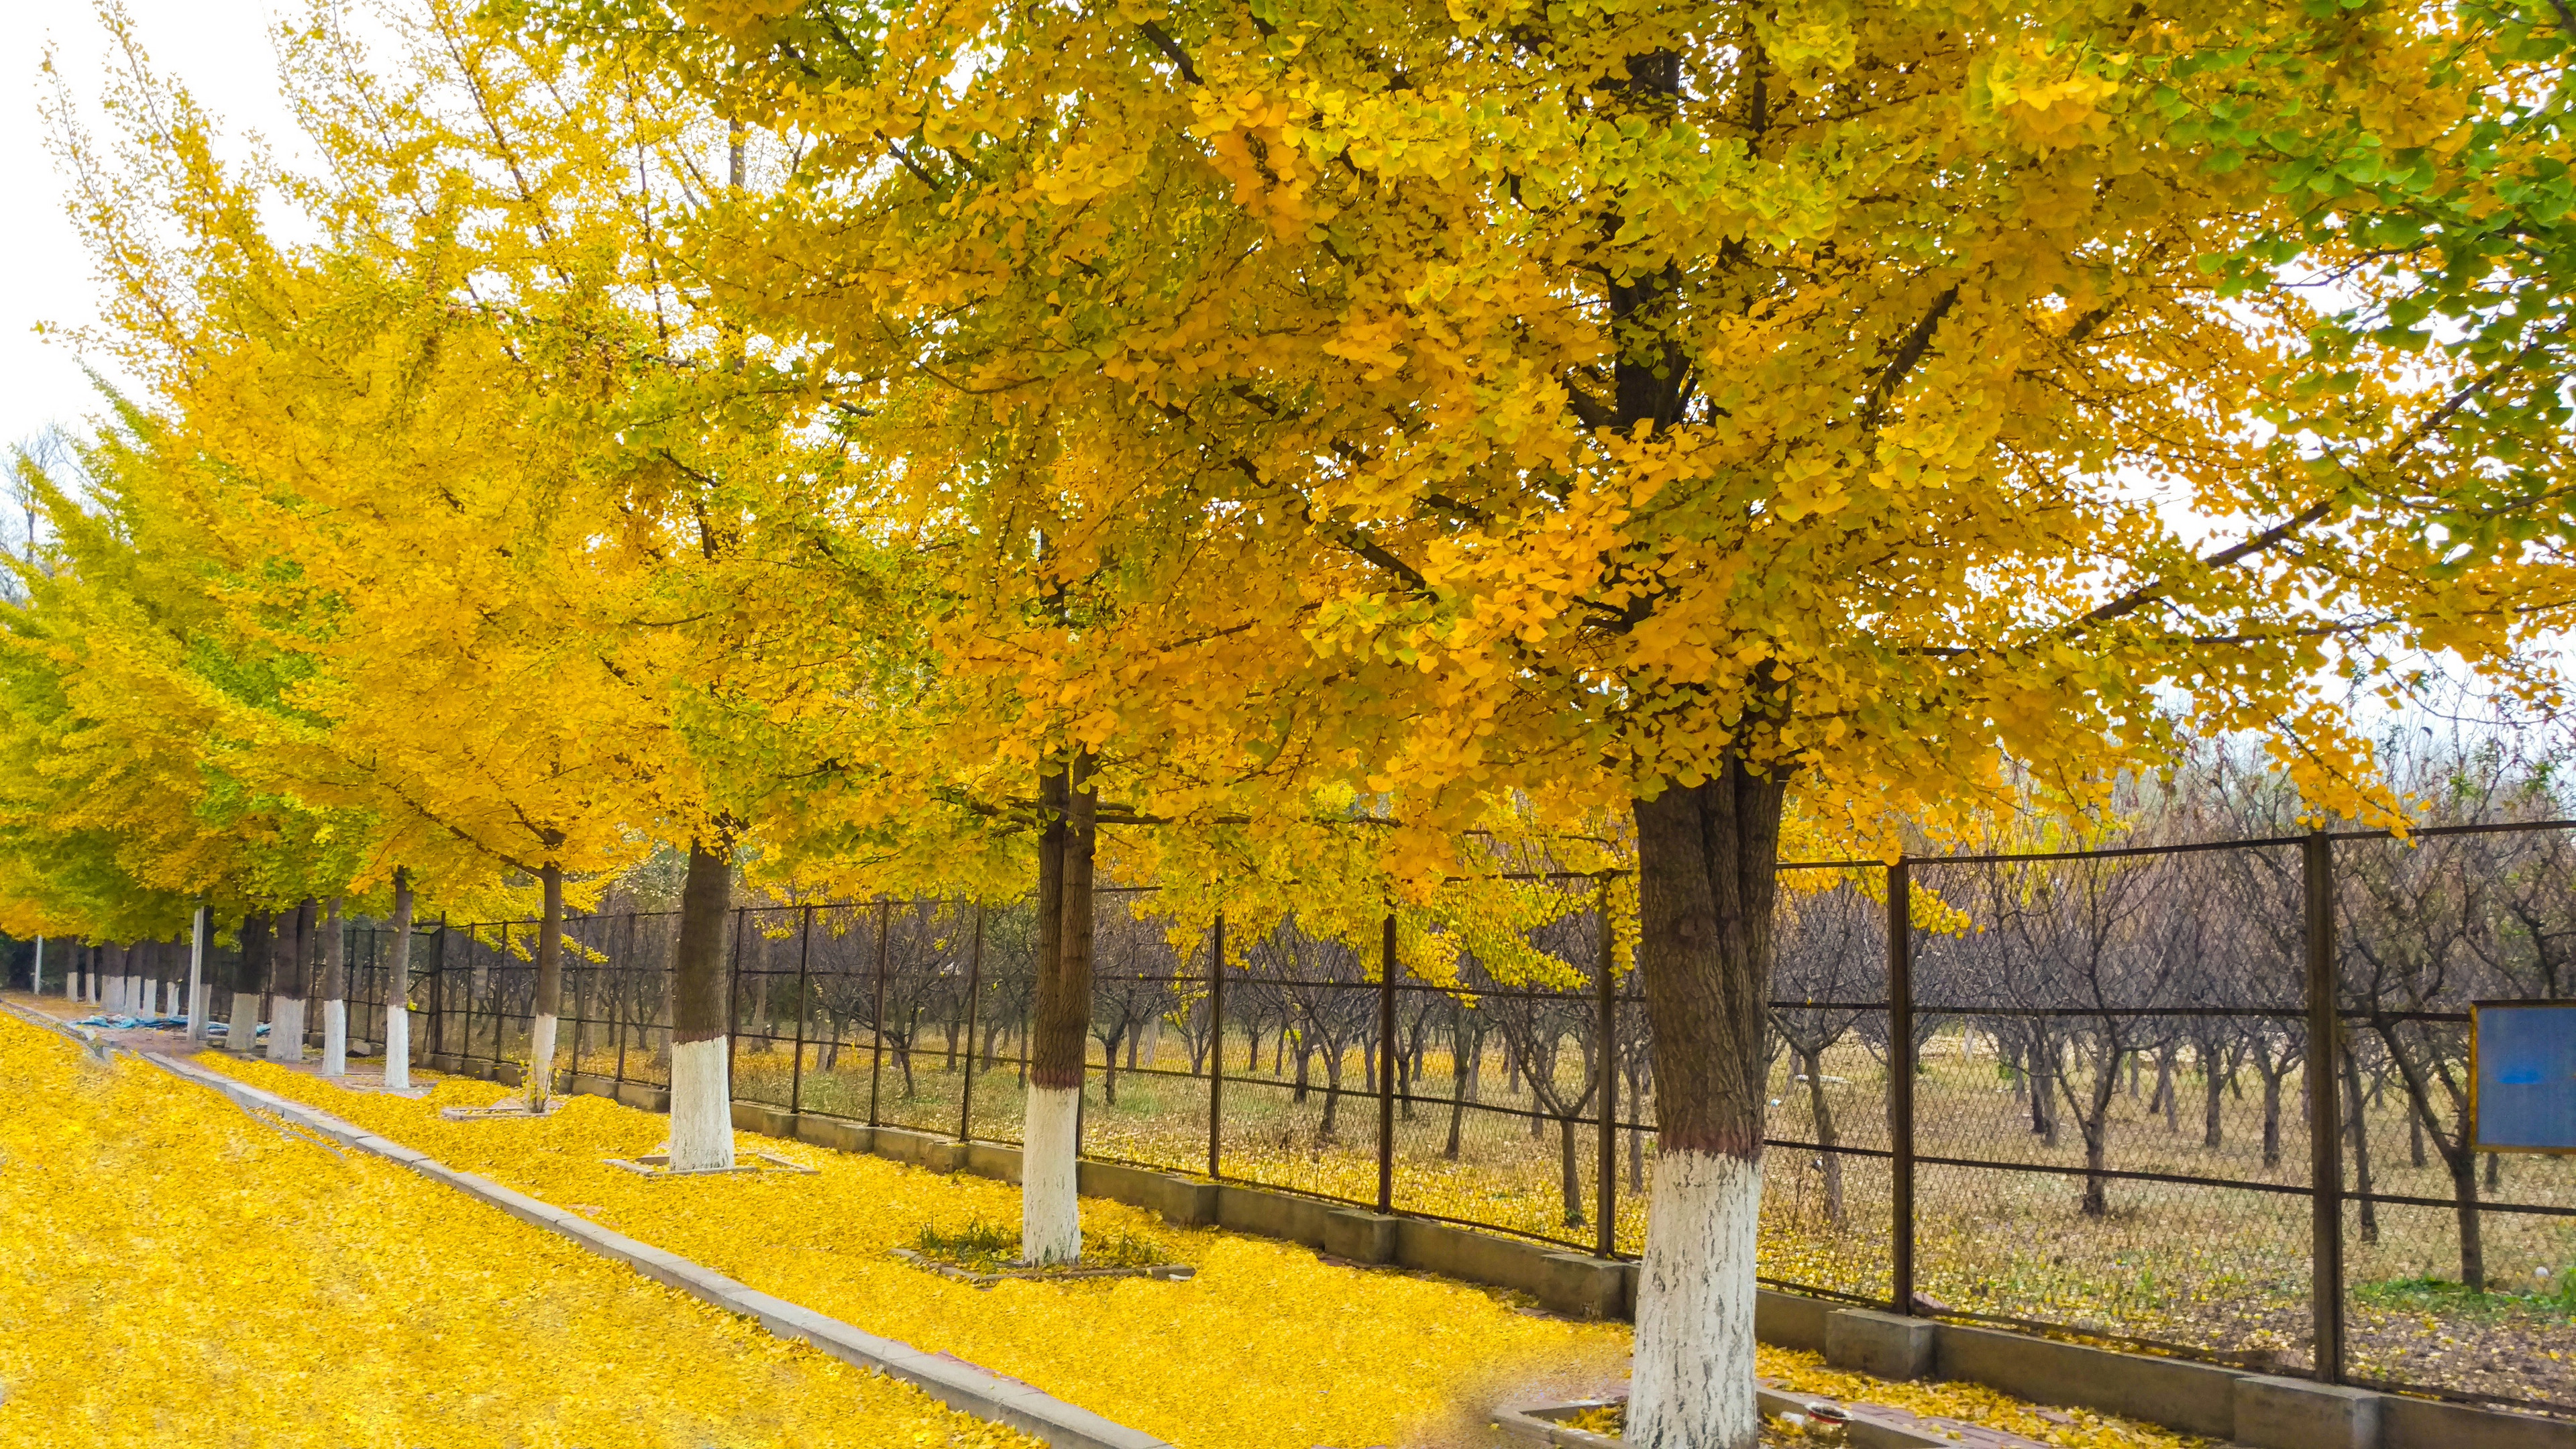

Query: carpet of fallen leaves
0,1010,1033,1449
201,1048,2214,1449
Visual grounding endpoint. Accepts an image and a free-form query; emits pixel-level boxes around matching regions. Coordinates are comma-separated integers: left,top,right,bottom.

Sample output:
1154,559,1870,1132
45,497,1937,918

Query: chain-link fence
256,824,2576,1419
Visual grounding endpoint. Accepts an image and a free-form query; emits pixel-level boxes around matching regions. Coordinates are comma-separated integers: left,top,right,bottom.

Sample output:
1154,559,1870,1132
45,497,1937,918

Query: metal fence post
2306,829,2347,1383
958,902,985,1143
466,928,484,1071
727,907,745,1099
432,916,449,1061
869,900,890,1127
1889,857,1917,1316
613,912,631,1088
570,918,591,1077
1208,911,1226,1181
792,904,814,1116
494,922,508,1074
1378,912,1397,1217
1597,875,1617,1258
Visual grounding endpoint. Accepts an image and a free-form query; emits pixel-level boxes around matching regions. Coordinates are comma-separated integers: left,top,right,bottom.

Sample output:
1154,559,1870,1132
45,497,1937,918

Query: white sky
1,0,299,456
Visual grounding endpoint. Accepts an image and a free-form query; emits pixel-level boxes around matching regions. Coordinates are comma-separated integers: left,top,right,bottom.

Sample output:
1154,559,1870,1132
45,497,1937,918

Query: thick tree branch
1858,286,1960,435
1138,23,1201,85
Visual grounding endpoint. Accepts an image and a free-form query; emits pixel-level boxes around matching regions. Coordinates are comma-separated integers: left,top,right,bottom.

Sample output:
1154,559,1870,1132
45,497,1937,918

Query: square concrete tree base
439,1098,568,1122
602,1148,818,1177
1497,1385,1856,1448
1498,1383,2066,1449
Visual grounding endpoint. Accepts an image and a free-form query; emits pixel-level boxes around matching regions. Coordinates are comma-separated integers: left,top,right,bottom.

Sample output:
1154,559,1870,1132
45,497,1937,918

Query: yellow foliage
0,1010,1029,1449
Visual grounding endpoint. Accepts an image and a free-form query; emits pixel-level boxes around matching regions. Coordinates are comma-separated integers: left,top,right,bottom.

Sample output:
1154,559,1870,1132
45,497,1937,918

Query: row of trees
9,0,2573,1442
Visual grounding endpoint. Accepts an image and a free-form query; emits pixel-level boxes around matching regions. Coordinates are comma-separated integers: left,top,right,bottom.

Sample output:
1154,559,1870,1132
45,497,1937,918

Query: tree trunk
320,898,349,1078
2202,1041,2225,1148
383,871,415,1090
1627,757,1786,1449
1099,1027,1122,1106
270,900,314,1063
2027,1036,2050,1137
2339,1042,2377,1244
1801,1044,1844,1227
1320,1036,1345,1140
230,913,272,1055
2259,1061,2284,1169
669,839,735,1171
2077,1041,2120,1217
1558,1112,1585,1228
1445,1012,1480,1161
2451,1142,2486,1290
529,863,564,1108
2035,1035,2061,1148
1293,1034,1311,1104
1024,761,1096,1266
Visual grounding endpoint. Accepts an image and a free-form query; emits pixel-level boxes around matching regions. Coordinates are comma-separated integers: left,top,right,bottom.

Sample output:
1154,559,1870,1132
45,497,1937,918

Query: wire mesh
235,822,2576,1417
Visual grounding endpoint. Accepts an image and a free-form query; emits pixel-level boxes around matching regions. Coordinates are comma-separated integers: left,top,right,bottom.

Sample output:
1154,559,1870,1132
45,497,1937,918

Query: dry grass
398,1010,2576,1410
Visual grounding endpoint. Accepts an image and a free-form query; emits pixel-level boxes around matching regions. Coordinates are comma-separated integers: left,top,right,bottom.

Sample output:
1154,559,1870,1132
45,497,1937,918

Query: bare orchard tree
1473,913,1607,1229
1089,898,1181,1105
2337,743,2573,1291
1766,871,1884,1227
1937,804,2205,1216
1245,918,1375,1140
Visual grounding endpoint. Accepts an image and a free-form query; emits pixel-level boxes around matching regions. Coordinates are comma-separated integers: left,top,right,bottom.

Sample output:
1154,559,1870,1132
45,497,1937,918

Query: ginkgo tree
42,0,842,1128
555,1,2576,1443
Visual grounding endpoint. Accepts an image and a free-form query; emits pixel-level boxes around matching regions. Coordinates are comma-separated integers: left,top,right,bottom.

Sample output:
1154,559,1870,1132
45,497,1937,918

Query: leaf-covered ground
197,1046,2212,1449
0,1012,1033,1449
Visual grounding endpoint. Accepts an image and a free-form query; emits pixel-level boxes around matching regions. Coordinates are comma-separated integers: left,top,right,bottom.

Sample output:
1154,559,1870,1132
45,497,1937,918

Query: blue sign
2475,1003,2576,1154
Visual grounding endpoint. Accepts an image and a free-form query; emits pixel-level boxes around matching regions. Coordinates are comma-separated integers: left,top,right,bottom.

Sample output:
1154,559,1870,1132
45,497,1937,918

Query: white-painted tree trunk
383,1001,411,1090
526,1012,557,1106
229,992,262,1053
184,907,208,1042
667,1036,734,1171
1627,1150,1763,1449
1021,1084,1083,1265
322,999,348,1077
28,936,40,996
382,871,413,1085
268,999,305,1062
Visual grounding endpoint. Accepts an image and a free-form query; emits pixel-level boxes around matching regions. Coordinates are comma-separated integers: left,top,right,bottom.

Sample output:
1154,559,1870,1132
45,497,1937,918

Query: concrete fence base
429,1049,2576,1449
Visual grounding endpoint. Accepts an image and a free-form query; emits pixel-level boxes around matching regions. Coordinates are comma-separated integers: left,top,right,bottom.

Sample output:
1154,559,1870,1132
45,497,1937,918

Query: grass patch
2354,1273,2576,1318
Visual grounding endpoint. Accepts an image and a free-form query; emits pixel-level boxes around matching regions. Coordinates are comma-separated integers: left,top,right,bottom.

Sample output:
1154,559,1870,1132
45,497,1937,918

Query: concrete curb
0,1006,1173,1449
